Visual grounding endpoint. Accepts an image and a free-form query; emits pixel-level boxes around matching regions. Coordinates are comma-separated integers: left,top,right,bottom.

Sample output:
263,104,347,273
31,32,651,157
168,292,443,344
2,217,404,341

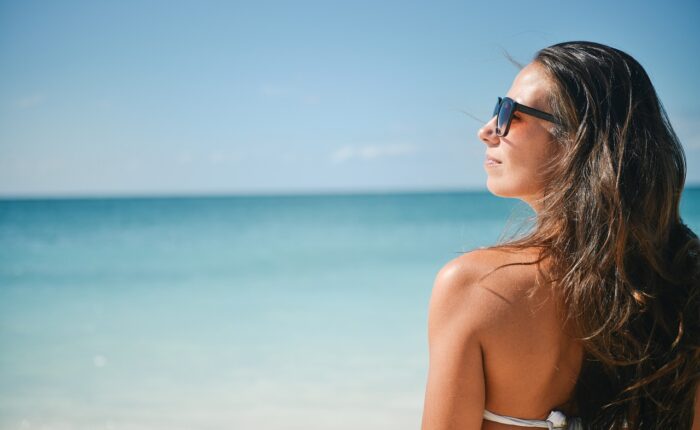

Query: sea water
1,189,698,430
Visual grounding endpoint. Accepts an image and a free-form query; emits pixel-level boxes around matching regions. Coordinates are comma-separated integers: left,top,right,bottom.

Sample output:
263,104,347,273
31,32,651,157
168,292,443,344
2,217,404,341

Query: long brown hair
491,41,700,428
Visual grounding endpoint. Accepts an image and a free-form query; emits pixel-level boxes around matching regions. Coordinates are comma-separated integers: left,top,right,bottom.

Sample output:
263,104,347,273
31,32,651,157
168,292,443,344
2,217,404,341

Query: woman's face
478,61,558,211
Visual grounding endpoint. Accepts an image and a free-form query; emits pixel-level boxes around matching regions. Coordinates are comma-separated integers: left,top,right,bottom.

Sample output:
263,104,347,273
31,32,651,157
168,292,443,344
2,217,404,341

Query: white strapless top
483,409,583,430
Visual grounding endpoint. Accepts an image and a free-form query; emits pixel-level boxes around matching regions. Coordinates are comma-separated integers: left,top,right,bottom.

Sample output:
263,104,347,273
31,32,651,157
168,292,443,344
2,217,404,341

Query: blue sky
1,0,699,197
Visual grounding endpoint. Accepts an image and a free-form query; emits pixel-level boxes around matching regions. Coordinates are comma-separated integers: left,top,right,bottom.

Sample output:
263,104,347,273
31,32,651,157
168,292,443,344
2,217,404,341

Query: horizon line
0,186,489,201
2,183,699,202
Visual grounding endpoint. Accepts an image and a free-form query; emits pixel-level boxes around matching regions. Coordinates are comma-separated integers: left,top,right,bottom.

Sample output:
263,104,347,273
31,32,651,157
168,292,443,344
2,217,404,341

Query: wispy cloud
330,143,419,164
16,94,45,109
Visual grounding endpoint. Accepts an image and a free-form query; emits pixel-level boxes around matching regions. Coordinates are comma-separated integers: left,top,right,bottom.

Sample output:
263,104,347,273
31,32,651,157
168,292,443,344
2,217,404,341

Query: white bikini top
483,409,581,430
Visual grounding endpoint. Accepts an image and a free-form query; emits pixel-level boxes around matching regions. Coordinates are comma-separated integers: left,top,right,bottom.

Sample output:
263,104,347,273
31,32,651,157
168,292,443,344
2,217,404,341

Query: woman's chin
486,180,516,198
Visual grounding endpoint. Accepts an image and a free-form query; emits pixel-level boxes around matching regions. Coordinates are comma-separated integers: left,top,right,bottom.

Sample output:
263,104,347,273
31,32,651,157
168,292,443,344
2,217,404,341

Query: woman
421,41,700,429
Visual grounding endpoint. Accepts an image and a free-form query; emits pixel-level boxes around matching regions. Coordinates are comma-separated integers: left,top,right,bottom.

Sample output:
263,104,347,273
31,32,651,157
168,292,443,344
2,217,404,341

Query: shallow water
1,189,698,430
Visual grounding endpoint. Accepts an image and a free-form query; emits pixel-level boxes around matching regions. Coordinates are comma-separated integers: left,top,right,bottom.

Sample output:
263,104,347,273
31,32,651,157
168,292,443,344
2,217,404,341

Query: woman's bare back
456,248,584,429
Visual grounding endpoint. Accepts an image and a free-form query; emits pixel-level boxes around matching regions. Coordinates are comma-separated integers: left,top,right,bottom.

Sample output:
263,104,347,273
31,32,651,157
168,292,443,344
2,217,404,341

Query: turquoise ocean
1,189,699,430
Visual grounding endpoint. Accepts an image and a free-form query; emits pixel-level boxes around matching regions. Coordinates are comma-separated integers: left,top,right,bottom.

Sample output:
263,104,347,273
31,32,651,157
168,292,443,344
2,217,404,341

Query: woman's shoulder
434,246,544,295
430,246,546,337
429,248,580,408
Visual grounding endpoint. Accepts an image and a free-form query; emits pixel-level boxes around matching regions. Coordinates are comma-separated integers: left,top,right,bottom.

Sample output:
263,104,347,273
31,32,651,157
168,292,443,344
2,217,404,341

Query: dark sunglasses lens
492,98,501,117
497,98,513,136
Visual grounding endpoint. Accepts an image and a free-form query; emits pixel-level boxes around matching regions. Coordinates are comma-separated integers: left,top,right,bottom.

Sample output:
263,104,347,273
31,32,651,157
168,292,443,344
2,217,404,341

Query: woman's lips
485,155,502,166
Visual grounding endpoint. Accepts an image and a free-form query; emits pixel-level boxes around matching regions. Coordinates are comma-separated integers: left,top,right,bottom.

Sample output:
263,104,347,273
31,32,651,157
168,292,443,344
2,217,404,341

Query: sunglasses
492,96,559,137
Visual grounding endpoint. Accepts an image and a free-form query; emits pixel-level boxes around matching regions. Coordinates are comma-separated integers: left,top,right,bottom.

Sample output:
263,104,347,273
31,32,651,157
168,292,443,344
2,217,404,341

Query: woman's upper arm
421,256,489,430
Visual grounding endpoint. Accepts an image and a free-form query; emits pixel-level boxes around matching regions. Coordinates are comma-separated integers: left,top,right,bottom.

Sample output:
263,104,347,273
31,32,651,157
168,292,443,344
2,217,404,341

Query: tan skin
421,61,700,429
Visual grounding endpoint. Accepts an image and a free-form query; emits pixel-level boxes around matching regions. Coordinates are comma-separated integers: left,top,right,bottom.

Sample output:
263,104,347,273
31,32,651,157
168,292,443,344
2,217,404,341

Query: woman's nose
478,116,499,146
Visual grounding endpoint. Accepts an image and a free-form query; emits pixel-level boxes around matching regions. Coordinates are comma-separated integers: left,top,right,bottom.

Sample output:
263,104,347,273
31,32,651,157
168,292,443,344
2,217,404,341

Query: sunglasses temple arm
517,104,560,124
